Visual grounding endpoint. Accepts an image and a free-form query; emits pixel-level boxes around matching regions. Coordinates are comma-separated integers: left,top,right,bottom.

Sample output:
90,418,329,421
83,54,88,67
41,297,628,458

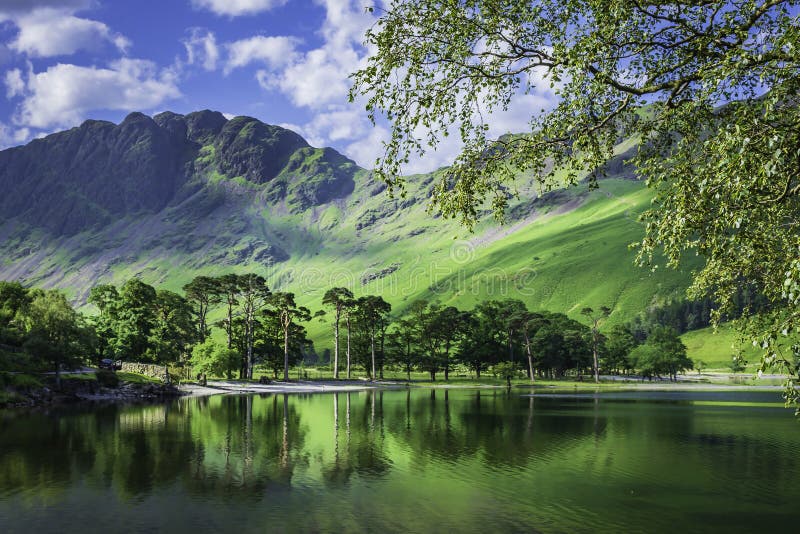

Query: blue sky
0,0,554,172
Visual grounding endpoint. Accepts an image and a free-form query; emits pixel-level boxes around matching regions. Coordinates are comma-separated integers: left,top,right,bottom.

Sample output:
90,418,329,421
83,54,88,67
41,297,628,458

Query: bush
95,369,120,388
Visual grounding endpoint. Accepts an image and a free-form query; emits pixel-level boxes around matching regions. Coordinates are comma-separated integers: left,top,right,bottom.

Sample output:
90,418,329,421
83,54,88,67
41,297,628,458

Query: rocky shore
1,376,183,408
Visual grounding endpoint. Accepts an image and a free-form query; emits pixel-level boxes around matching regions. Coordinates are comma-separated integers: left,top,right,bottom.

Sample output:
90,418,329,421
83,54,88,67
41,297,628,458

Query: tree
582,306,611,383
342,296,356,379
149,289,195,383
731,351,748,374
21,290,92,388
457,303,504,379
431,305,468,381
493,361,519,389
631,327,692,381
183,276,220,343
498,299,528,365
352,0,800,408
214,274,242,352
0,281,31,347
237,274,271,379
257,308,310,379
354,295,392,381
509,310,547,383
322,287,354,379
386,317,418,381
190,338,239,381
604,325,638,375
268,292,312,381
114,279,157,361
87,284,119,360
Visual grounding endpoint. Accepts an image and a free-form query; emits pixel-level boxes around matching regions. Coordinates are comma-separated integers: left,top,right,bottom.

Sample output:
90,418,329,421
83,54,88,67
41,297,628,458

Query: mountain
0,110,698,349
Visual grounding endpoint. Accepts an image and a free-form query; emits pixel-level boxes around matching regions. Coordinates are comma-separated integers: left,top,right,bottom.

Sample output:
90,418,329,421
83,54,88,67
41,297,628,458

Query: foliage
268,292,312,381
191,339,240,380
492,361,520,388
21,290,93,386
630,327,692,381
603,325,638,375
352,0,800,407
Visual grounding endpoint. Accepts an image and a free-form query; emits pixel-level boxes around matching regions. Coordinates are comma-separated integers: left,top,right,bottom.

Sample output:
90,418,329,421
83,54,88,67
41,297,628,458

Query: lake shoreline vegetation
1,276,793,409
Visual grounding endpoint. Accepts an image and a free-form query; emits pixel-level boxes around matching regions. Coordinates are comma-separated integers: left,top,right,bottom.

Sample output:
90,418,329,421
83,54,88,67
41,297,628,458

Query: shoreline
177,378,789,398
3,374,791,409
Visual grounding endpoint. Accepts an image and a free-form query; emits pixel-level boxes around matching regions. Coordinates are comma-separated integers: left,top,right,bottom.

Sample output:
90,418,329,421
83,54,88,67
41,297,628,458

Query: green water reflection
0,389,798,533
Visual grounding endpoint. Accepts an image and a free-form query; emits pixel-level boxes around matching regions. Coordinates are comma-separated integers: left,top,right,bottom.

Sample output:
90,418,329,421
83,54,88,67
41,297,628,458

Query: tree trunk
593,343,599,384
333,313,340,379
525,334,535,384
164,363,171,384
370,332,376,381
226,302,233,349
55,361,61,390
283,323,290,382
246,317,254,380
346,315,351,379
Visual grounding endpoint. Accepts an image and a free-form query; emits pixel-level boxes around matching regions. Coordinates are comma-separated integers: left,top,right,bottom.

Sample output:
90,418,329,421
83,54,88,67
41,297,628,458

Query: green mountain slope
0,110,702,355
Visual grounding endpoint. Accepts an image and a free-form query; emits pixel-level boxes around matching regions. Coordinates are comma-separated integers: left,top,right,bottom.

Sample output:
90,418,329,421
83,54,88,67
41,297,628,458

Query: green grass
116,372,161,384
681,324,762,370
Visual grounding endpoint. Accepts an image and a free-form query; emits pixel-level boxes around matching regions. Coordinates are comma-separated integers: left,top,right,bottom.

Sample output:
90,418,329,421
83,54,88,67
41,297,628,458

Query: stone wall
120,362,169,381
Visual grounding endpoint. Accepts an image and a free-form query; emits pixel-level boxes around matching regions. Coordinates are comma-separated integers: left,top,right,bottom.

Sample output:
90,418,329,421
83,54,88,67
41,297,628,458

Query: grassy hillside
0,111,718,358
680,325,762,371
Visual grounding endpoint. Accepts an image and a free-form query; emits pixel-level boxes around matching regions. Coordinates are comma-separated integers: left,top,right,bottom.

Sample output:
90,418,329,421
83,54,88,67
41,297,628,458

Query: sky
0,0,557,173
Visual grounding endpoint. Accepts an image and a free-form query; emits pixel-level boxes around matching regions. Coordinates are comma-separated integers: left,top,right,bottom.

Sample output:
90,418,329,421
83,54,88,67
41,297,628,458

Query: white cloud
183,28,219,71
303,108,369,145
191,0,287,17
345,125,388,169
224,35,299,74
6,8,130,58
0,120,30,148
5,68,25,97
266,0,373,109
12,59,181,129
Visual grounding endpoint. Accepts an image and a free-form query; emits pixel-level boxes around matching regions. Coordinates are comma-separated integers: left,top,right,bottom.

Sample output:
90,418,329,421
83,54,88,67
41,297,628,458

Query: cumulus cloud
191,0,287,17
5,68,25,98
183,28,219,71
4,8,130,58
224,35,299,74
266,0,373,109
11,59,181,130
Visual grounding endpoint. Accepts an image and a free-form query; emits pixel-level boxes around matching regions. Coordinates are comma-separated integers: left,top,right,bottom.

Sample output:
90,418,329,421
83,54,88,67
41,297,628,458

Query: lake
0,388,798,533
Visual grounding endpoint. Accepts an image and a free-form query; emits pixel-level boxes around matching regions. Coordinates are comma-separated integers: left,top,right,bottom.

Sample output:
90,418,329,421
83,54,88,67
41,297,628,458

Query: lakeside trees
1,274,700,383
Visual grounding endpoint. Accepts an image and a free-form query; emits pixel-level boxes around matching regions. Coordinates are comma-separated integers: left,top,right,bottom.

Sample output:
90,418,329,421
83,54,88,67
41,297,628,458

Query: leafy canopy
352,0,800,407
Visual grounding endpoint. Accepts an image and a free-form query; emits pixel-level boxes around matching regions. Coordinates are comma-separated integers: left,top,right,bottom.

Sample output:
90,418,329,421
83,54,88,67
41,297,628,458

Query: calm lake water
0,388,798,533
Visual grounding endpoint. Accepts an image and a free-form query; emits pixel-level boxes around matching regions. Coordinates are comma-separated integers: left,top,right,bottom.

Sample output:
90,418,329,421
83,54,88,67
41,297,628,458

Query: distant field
681,324,762,370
